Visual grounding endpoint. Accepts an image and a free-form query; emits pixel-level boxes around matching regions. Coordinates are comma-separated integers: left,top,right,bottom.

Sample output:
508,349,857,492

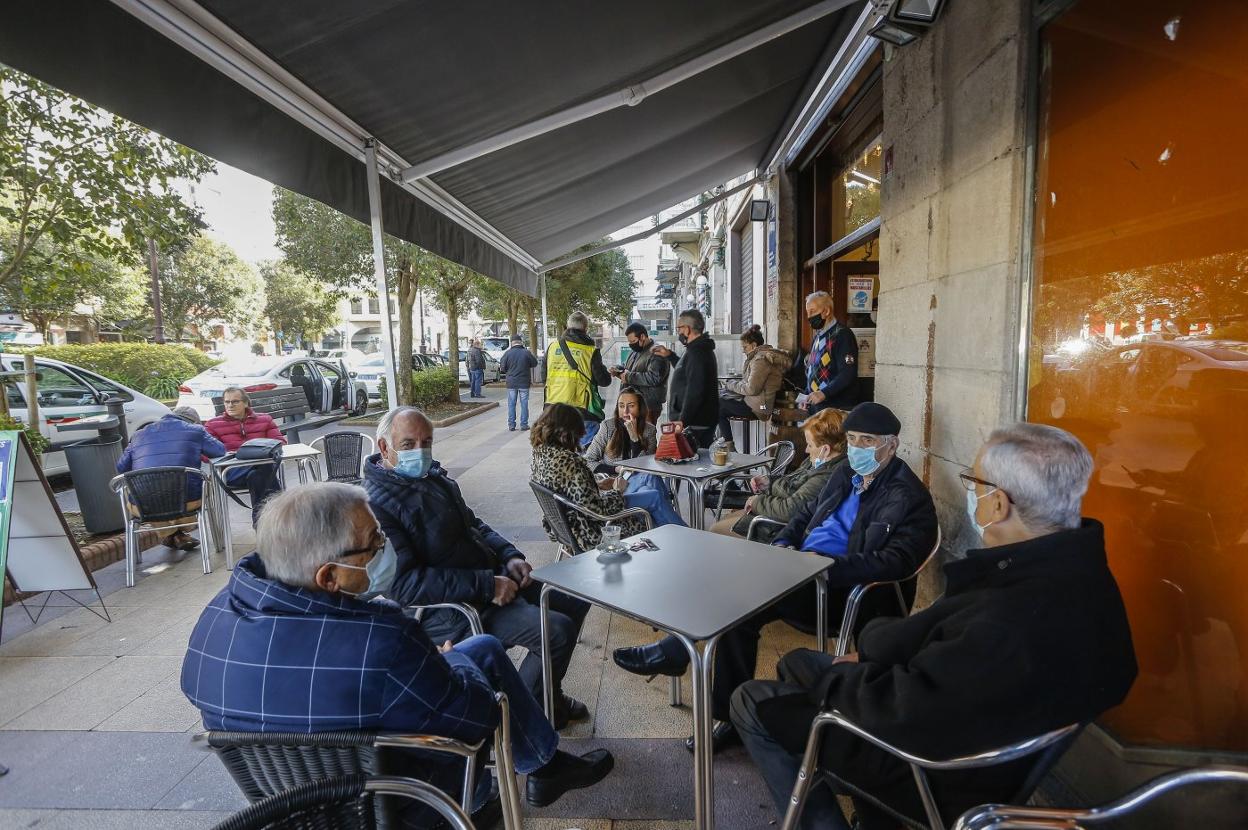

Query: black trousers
717,395,756,444
225,464,282,526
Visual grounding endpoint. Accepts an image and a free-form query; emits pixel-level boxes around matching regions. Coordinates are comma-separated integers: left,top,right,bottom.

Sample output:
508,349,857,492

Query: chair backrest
203,730,381,803
529,480,584,555
212,387,309,421
314,431,373,482
767,440,796,476
117,466,197,522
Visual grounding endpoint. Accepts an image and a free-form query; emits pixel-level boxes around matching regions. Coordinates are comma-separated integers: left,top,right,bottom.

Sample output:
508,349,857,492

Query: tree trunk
446,294,462,404
395,261,417,405
506,295,520,344
525,298,538,351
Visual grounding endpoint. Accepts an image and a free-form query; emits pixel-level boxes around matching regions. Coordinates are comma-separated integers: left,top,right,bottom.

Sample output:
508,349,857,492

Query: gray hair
376,405,430,445
172,406,201,424
566,311,590,331
805,290,831,304
222,386,250,405
979,423,1092,533
256,482,371,588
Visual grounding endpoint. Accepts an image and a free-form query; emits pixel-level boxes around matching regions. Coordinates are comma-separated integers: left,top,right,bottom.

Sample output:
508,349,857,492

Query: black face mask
678,333,689,346
808,314,825,330
628,341,644,352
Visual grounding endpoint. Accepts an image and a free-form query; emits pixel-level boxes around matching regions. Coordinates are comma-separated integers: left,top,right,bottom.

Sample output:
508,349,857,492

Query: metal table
534,524,831,830
208,442,323,566
612,448,769,529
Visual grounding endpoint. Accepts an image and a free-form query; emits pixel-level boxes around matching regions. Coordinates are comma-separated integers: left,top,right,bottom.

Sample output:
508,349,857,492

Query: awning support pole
365,140,400,410
540,272,550,355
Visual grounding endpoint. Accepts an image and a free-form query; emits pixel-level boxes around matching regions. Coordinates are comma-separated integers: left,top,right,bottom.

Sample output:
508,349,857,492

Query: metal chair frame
109,467,215,587
197,692,520,829
953,765,1248,830
711,440,796,520
783,712,1081,830
310,431,375,484
410,602,485,636
529,480,654,560
834,526,942,657
210,773,476,830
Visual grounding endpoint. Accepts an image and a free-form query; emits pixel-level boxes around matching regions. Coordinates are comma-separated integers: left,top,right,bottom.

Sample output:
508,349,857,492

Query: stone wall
874,0,1031,555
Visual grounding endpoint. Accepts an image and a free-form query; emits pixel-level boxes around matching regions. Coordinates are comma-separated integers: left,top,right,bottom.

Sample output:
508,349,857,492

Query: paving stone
523,820,611,830
0,656,113,728
2,656,180,731
55,603,202,658
95,674,201,733
0,606,137,659
0,808,229,829
153,755,249,812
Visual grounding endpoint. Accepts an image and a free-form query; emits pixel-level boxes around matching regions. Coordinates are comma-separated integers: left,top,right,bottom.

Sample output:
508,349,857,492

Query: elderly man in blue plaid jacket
181,482,613,826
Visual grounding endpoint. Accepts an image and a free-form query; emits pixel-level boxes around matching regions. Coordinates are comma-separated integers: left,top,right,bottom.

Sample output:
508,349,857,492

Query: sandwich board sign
0,430,108,640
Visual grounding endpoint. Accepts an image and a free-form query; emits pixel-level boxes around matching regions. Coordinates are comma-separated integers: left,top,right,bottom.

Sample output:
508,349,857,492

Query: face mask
678,333,689,346
629,341,644,352
846,444,881,476
808,314,825,330
966,487,1000,538
338,540,397,600
810,447,830,468
394,447,432,479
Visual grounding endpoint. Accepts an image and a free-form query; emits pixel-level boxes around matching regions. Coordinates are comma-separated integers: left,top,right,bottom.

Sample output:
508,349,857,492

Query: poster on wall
766,203,779,302
848,276,875,314
851,329,876,378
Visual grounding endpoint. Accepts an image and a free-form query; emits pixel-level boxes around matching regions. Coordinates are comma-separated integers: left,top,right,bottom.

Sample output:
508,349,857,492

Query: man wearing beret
613,402,938,752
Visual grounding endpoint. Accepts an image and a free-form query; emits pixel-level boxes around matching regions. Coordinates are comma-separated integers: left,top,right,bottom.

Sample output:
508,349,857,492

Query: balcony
658,214,703,245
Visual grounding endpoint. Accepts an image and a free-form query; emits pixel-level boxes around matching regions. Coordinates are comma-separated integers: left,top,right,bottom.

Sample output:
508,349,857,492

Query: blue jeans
469,368,484,397
623,483,687,528
579,418,601,448
506,387,530,428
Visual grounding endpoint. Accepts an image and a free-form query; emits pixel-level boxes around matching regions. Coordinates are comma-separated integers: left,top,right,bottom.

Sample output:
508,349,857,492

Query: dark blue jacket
116,414,226,500
498,344,537,388
363,456,524,608
181,553,498,739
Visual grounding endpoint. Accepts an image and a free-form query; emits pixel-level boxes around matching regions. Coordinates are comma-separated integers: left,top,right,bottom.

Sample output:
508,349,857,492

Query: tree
159,236,262,344
423,257,481,404
475,277,531,342
0,66,214,291
261,261,340,352
544,245,635,335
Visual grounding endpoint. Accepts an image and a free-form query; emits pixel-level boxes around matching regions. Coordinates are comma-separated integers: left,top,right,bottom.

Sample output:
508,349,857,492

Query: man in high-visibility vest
544,311,612,446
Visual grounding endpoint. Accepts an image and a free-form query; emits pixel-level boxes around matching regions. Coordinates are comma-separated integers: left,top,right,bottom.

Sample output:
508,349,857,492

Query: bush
21,343,220,399
377,367,458,410
0,413,49,457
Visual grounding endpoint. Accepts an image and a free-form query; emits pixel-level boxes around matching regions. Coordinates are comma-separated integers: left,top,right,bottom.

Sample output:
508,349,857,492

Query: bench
211,387,347,443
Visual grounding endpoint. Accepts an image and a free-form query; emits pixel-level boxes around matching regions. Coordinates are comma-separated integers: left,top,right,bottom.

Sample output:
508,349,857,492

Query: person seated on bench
364,406,591,731
204,386,285,526
180,483,614,828
116,406,226,551
613,402,936,754
708,407,846,541
730,424,1137,829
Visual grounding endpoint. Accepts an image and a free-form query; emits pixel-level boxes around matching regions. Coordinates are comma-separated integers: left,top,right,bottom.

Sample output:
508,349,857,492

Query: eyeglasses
958,469,1013,504
223,398,245,405
339,528,386,559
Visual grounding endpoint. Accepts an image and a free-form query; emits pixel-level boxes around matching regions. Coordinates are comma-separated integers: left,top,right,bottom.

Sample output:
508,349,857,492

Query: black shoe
684,721,740,754
521,425,530,430
509,426,516,431
525,749,614,807
552,693,589,730
612,643,687,678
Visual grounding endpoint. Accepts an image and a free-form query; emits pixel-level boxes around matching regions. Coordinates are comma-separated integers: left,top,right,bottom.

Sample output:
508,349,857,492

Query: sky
178,161,281,266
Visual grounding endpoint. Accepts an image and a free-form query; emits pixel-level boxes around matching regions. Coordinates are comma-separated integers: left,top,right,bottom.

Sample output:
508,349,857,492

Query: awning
1,0,865,295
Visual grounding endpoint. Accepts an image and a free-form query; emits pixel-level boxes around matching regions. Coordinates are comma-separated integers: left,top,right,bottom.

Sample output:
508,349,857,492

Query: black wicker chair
704,439,796,519
311,431,375,484
528,480,653,559
210,773,475,830
109,466,215,587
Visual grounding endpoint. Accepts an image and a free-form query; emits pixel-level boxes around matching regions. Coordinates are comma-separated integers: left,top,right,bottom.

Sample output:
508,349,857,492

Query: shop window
1028,0,1248,751
830,136,882,244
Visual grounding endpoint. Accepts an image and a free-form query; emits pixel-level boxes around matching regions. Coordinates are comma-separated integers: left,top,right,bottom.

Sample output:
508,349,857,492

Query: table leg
296,459,308,485
690,481,706,531
539,584,556,722
676,633,719,830
216,473,234,570
815,572,828,654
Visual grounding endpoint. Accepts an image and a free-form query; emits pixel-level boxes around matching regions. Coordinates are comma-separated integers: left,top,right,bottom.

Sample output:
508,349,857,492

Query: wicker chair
109,466,215,587
311,431,375,485
528,480,653,559
196,693,520,830
210,773,475,830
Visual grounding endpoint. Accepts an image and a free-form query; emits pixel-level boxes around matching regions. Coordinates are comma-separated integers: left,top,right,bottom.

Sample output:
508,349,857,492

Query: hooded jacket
723,344,789,418
117,414,226,501
665,334,718,433
363,455,524,608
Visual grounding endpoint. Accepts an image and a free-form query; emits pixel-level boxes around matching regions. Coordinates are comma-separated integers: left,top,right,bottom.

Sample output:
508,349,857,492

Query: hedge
378,367,458,409
20,343,220,399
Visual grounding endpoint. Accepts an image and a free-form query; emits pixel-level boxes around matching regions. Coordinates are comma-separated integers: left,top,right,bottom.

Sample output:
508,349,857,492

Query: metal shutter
738,226,754,329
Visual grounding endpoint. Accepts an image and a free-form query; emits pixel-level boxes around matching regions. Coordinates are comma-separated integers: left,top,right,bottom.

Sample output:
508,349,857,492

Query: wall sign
848,275,875,314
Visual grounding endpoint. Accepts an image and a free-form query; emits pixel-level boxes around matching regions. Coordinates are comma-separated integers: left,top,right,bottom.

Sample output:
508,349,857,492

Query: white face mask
966,486,1000,538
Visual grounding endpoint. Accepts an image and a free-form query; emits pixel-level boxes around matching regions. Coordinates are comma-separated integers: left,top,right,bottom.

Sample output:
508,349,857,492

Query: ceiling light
749,199,771,222
891,0,947,26
869,17,921,46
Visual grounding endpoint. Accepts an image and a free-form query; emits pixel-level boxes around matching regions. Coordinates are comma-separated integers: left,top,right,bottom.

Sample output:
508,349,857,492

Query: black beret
842,402,901,436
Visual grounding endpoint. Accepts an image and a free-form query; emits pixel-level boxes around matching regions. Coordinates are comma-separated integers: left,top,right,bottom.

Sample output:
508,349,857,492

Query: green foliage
24,343,219,398
0,413,49,457
0,66,215,291
544,245,636,334
158,236,263,342
377,367,457,411
261,260,339,349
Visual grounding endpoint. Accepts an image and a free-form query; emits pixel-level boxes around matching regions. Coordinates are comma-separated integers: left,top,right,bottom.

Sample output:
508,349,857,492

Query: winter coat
543,328,611,422
530,445,646,552
665,334,718,433
465,345,486,371
722,344,789,418
583,418,657,466
116,414,226,501
731,455,843,534
757,520,1137,826
620,342,670,415
204,409,285,452
363,456,525,608
498,344,537,389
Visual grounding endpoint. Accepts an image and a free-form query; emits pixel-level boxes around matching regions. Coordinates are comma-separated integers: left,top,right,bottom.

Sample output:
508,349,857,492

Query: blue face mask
338,540,398,600
846,444,881,476
965,487,999,538
393,448,433,479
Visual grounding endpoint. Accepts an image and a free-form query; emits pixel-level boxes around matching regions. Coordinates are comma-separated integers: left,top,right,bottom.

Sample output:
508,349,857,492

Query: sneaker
521,425,530,430
509,426,516,431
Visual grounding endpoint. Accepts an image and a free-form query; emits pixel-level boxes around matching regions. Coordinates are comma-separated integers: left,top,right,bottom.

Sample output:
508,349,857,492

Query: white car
0,354,171,476
355,355,387,399
481,336,511,362
312,347,369,368
443,349,502,384
177,355,369,420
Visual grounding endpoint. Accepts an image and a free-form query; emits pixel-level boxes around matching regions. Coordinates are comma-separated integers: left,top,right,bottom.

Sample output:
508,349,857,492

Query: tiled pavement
0,386,813,829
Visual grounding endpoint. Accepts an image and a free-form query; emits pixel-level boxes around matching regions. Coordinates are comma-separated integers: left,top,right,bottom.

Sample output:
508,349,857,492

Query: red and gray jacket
204,409,286,452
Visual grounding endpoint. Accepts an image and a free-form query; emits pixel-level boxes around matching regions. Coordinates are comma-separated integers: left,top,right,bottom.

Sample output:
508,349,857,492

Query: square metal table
611,448,770,529
534,524,831,830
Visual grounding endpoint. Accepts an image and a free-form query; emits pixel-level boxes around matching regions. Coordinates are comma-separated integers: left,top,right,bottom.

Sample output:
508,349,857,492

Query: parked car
312,347,369,368
356,353,451,399
481,336,511,362
442,349,502,384
0,354,171,476
176,355,369,420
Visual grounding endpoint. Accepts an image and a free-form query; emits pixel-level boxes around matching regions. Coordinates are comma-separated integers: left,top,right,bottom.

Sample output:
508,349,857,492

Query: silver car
177,355,369,419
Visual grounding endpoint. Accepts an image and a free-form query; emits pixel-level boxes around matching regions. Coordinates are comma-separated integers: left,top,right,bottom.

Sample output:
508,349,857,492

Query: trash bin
63,433,126,534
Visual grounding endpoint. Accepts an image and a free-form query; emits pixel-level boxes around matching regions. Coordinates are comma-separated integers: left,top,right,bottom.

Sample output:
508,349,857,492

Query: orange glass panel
830,136,883,243
1029,0,1248,751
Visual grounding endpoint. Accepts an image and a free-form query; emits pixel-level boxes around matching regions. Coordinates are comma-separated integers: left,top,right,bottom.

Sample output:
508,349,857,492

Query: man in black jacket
731,423,1137,829
612,321,669,422
613,402,937,752
652,308,718,447
363,406,591,728
499,335,538,431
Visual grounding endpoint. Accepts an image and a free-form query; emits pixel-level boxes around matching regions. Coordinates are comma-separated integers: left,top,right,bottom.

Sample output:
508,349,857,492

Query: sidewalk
0,386,805,829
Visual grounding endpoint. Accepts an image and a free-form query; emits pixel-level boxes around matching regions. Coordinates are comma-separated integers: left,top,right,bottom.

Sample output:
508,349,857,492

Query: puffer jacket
116,414,226,500
204,409,285,452
531,445,646,552
723,345,789,418
749,455,843,523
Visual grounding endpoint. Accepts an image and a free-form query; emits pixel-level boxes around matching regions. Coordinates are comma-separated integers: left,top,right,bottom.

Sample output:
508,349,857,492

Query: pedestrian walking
500,335,538,431
467,338,487,398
